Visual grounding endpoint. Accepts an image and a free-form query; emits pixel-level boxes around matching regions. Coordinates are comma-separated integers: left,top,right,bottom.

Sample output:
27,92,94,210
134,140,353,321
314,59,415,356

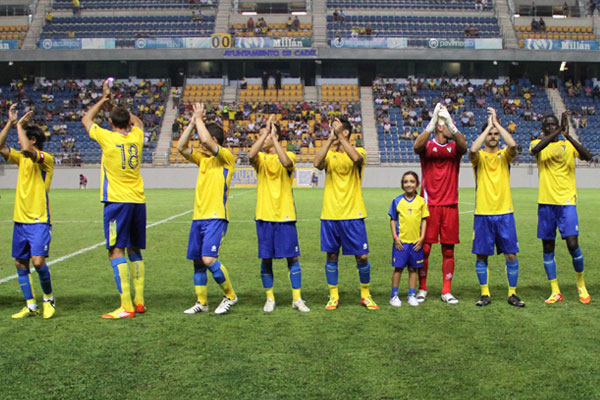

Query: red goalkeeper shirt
419,139,461,206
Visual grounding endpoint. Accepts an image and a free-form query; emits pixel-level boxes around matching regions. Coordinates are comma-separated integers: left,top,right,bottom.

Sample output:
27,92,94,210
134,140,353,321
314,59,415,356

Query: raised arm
177,116,196,160
491,107,516,156
469,114,492,162
248,115,274,165
16,111,37,159
313,128,335,170
334,119,362,164
562,112,592,161
130,112,143,129
0,103,17,159
193,102,219,156
270,125,293,169
530,126,560,156
82,79,111,132
414,103,441,154
439,106,468,155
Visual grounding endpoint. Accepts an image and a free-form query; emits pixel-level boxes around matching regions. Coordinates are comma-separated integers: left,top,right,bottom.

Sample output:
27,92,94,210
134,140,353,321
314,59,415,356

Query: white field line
0,191,252,284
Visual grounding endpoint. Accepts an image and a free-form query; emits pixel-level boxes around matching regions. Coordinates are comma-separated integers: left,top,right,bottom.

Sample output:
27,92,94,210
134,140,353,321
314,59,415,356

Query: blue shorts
187,219,228,260
12,223,52,260
321,219,369,255
103,202,146,250
472,214,519,255
392,243,424,269
256,220,301,259
537,204,579,240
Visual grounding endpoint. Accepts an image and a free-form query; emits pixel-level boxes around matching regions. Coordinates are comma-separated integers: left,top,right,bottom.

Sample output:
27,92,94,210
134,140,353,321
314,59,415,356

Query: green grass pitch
0,187,599,399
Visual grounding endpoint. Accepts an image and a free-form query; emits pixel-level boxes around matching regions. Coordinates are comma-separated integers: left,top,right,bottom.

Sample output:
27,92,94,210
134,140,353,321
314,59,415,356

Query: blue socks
357,261,371,284
325,260,338,286
260,260,274,289
391,287,399,298
208,260,225,284
506,260,519,288
408,288,416,297
288,260,302,290
475,260,488,285
36,264,53,296
570,247,584,273
543,252,557,280
193,264,208,286
17,268,34,301
110,257,128,293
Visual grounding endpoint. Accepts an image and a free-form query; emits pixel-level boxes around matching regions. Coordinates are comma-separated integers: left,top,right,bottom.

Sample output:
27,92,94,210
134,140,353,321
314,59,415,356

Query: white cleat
184,302,209,314
389,295,402,307
416,289,428,303
263,298,276,313
441,293,459,305
215,296,238,315
292,298,310,312
408,296,420,307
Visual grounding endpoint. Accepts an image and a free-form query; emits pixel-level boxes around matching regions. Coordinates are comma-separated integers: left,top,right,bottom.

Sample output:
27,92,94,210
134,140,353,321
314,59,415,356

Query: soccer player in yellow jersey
178,103,237,315
469,107,524,308
248,116,310,313
0,105,56,319
530,113,593,304
82,79,147,319
313,118,378,310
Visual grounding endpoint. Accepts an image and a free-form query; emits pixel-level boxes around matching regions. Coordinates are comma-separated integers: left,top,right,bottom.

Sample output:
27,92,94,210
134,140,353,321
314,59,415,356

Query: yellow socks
117,262,134,312
508,287,517,297
130,259,145,305
292,288,301,302
481,284,491,297
329,285,339,300
360,283,370,299
265,288,275,301
550,278,561,294
195,285,208,305
576,272,585,288
219,264,236,300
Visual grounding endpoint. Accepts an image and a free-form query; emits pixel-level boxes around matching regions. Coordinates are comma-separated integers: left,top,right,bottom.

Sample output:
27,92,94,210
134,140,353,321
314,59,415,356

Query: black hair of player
272,122,283,141
401,170,420,191
206,122,224,146
338,117,353,138
25,125,46,151
110,106,131,129
541,114,559,127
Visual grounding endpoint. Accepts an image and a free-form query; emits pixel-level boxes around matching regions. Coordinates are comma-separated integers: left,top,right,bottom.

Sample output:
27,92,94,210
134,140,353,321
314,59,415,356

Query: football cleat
183,302,209,314
325,297,339,310
102,307,135,319
292,298,310,313
135,303,146,313
407,296,420,307
577,286,591,304
11,305,39,319
214,296,238,315
43,298,56,319
544,293,563,304
361,296,379,310
263,298,276,313
441,293,459,305
389,295,402,307
416,289,428,303
476,295,491,307
507,294,525,308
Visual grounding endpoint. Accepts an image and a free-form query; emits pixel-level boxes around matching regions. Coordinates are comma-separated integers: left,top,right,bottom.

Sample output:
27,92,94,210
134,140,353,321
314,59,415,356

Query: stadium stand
513,16,595,47
0,78,169,165
326,0,494,11
373,77,551,164
229,19,312,38
51,0,217,10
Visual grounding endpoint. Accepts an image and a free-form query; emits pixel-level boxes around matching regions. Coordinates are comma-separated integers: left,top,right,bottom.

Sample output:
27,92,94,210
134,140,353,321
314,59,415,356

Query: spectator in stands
538,18,546,32
365,25,372,37
72,0,81,17
262,71,269,92
240,77,247,90
475,0,483,11
286,16,293,31
333,9,339,21
45,11,53,25
593,84,600,101
531,18,540,32
247,17,254,32
292,16,300,31
339,9,345,22
172,120,180,139
563,1,569,16
275,71,282,92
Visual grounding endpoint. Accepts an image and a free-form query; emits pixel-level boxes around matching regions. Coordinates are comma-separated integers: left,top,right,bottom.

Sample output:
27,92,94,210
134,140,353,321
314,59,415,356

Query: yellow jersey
530,139,578,205
189,147,235,220
8,149,54,224
388,194,429,243
321,147,367,220
471,148,514,215
89,123,145,203
254,151,297,222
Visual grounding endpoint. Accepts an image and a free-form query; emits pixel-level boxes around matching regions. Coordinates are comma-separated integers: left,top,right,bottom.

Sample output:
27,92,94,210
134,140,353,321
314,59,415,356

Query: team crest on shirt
497,153,502,158
433,148,438,152
408,208,413,214
447,148,452,153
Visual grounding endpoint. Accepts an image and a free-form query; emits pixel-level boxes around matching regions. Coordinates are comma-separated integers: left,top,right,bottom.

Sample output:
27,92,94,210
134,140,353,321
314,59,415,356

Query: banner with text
427,38,503,49
134,37,211,49
331,37,408,49
524,39,598,51
236,37,312,48
0,40,19,50
223,48,317,57
40,38,116,50
231,167,315,188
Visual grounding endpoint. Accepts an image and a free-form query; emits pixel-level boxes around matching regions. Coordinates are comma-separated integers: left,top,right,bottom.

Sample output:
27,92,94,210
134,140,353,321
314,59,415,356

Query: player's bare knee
31,256,46,269
565,236,579,252
15,259,29,269
109,247,125,260
326,253,339,262
505,253,517,262
202,256,217,266
476,254,489,263
286,257,298,267
542,240,555,254
127,247,141,256
356,254,368,264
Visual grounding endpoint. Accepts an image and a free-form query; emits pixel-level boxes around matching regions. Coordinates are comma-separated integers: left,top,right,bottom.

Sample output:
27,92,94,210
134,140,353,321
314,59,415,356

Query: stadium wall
1,165,599,189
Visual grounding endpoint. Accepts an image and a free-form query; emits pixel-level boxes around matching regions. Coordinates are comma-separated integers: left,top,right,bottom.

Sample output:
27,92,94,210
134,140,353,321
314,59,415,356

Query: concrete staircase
214,0,230,34
547,88,579,141
152,93,177,166
304,86,318,103
594,13,600,40
222,85,237,104
495,0,519,49
22,0,51,50
359,87,380,165
312,0,327,47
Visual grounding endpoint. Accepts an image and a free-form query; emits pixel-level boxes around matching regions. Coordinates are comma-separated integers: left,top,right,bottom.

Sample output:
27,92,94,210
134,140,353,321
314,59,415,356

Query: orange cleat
102,307,136,319
577,286,591,304
544,293,563,304
135,303,146,313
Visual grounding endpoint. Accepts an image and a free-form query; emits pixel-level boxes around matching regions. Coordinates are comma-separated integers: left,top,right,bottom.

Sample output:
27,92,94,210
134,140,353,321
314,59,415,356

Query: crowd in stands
531,17,546,32
172,101,362,161
1,78,169,165
229,16,311,38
